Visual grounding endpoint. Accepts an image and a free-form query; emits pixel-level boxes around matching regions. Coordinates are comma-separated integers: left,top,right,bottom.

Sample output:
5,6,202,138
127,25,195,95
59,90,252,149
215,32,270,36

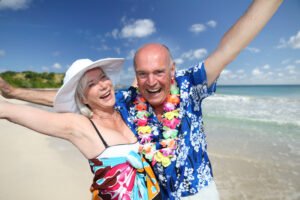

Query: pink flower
164,102,175,112
139,134,152,143
163,118,180,129
137,118,147,126
160,148,175,156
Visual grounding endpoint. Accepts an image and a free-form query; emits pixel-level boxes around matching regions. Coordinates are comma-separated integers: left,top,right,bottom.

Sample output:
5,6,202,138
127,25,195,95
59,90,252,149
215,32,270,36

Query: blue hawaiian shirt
115,62,217,200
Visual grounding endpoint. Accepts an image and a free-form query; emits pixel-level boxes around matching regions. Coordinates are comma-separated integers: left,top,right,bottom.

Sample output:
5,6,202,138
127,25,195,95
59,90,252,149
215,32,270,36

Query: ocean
203,85,300,129
202,85,300,199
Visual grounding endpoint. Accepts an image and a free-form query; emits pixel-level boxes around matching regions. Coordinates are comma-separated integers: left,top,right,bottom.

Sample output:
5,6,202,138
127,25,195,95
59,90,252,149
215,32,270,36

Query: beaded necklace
134,80,181,167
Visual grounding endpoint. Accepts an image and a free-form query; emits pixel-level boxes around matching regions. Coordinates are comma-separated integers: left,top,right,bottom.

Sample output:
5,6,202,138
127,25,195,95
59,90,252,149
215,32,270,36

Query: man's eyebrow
136,70,146,73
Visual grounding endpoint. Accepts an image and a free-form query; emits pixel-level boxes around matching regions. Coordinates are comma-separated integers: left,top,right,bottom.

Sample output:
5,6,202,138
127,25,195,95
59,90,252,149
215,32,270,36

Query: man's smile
146,88,162,94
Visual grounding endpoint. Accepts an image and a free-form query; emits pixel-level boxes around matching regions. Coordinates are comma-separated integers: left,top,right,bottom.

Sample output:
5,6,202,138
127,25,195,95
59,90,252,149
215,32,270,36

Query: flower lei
134,80,181,167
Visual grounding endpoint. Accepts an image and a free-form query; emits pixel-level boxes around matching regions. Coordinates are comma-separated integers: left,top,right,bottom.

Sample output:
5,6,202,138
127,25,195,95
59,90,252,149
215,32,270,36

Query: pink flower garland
134,80,181,167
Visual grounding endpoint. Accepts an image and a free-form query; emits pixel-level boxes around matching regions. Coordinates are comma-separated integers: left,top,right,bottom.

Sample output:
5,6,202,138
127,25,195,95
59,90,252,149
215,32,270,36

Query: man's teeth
147,88,161,93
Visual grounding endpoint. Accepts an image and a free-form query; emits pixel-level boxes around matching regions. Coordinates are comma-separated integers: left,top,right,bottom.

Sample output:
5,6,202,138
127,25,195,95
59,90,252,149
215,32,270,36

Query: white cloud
276,38,287,49
267,71,273,76
189,24,206,34
295,60,300,64
114,47,121,55
99,44,110,51
42,66,49,71
0,49,6,57
193,49,208,59
219,70,230,81
118,66,136,87
174,58,184,65
181,48,207,60
263,64,270,70
174,48,207,67
120,19,156,38
285,65,295,70
0,0,32,10
246,47,261,53
285,65,296,74
111,29,119,39
276,31,300,49
219,63,300,85
237,69,245,74
220,69,244,81
126,49,136,59
221,69,231,76
288,70,296,75
52,63,62,69
288,31,300,49
281,59,290,65
252,68,262,76
190,20,217,34
206,20,217,28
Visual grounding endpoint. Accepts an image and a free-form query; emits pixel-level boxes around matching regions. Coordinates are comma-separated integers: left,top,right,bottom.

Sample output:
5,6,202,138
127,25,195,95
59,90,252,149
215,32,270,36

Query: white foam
203,94,300,128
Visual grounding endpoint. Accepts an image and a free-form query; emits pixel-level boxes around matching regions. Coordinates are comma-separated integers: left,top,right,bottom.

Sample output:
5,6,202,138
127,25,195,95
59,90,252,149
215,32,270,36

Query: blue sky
0,0,299,85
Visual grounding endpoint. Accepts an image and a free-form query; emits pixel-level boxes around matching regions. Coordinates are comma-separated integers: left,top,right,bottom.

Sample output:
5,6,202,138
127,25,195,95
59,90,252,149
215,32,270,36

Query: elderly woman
0,58,161,200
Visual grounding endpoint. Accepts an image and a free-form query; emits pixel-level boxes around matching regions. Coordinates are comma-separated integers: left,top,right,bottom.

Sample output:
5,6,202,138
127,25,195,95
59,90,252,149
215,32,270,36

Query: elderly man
0,1,282,199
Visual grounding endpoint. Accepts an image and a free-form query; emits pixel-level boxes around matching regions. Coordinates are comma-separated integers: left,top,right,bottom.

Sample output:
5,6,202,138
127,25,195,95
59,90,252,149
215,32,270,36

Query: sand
0,97,299,200
0,97,92,199
206,119,300,200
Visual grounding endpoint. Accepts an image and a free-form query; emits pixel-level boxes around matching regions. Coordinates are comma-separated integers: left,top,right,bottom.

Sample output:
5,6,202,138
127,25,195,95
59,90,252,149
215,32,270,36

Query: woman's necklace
134,79,180,167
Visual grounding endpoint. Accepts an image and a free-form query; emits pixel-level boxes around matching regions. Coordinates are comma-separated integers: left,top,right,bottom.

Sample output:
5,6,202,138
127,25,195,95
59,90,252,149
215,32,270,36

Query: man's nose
147,74,156,86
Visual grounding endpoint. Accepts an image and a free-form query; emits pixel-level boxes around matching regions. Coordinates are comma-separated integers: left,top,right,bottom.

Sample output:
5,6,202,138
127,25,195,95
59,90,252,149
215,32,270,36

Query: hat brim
54,58,124,113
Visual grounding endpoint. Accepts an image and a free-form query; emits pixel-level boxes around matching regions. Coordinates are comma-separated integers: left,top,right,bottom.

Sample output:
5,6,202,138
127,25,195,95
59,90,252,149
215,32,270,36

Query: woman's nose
97,80,107,89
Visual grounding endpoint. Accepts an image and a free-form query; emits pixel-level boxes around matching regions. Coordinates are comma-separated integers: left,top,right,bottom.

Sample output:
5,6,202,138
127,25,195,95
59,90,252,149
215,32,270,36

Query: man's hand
205,0,283,87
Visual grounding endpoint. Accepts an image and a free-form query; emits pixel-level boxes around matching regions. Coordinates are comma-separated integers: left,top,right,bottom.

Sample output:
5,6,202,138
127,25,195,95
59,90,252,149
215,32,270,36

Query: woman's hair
75,67,105,118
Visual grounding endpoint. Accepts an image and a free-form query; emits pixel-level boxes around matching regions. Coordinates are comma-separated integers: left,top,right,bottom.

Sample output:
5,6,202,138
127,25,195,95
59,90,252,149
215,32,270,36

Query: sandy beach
206,121,300,200
0,96,299,200
0,97,92,200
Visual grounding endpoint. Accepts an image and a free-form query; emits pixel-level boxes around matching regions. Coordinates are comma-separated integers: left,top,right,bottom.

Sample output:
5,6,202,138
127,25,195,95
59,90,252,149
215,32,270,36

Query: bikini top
89,119,109,148
89,119,139,159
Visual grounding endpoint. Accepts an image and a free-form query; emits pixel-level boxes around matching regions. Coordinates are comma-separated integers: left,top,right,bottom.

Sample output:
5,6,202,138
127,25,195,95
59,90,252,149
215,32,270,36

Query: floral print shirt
115,62,217,200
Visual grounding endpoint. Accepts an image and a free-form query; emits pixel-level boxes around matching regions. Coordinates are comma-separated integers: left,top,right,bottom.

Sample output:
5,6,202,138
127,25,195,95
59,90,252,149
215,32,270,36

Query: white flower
176,140,189,167
122,90,131,99
184,167,194,181
190,132,201,152
181,80,189,89
181,91,189,101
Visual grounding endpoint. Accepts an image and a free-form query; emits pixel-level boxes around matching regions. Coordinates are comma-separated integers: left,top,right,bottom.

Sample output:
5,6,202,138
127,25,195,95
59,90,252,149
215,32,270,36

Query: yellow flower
161,156,171,167
164,110,179,120
154,152,171,167
154,152,163,162
137,126,152,134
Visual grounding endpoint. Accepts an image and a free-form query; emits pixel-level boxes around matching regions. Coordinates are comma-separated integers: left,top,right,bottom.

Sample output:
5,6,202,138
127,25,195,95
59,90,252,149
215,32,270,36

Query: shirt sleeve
114,86,139,108
187,62,217,102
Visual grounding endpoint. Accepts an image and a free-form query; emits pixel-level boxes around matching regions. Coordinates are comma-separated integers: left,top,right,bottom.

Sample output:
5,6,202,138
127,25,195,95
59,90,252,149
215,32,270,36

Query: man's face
134,45,175,110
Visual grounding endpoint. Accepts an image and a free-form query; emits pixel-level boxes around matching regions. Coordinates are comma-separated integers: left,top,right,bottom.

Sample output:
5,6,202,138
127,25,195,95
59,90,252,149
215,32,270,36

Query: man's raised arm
205,0,283,87
0,77,56,106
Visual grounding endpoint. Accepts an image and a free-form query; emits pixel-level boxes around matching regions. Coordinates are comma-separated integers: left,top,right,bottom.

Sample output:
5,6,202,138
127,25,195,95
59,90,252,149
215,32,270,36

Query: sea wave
202,94,300,128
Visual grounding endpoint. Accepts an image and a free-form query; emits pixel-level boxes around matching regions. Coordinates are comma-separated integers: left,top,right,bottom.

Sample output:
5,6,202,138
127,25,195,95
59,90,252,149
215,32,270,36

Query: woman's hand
0,97,9,119
0,77,15,99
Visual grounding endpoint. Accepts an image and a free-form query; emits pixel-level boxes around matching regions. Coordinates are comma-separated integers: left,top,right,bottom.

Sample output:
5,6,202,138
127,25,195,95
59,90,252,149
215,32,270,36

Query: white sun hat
54,58,125,113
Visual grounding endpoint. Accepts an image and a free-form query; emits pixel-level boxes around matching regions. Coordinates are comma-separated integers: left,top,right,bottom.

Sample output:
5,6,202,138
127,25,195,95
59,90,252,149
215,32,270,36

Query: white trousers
181,181,220,200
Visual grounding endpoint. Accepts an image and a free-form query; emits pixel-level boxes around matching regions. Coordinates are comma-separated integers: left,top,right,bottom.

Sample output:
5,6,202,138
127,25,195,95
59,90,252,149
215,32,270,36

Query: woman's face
82,68,115,112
